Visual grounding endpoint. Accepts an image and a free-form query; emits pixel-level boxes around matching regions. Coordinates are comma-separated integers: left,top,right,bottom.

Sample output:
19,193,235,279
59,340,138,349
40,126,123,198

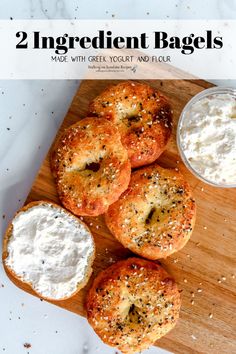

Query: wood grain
5,80,236,354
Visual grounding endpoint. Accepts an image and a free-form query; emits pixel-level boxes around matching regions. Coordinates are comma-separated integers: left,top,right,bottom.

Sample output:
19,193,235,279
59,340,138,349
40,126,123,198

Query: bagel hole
85,162,101,172
126,115,141,128
129,304,135,315
128,304,141,323
127,115,140,123
145,207,156,225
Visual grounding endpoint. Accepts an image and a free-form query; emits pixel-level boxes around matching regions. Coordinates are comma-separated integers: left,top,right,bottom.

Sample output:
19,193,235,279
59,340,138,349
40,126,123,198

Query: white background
1,20,236,80
1,1,236,354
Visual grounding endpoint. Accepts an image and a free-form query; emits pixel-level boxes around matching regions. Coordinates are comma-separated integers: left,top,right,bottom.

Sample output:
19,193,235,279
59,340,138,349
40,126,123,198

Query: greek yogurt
179,91,236,186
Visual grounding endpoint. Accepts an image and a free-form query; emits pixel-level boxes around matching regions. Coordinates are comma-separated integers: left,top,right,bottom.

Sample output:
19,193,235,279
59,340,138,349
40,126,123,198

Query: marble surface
1,1,236,353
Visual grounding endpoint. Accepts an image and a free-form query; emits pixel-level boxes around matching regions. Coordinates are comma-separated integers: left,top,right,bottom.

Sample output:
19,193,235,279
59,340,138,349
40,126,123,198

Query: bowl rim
176,86,236,188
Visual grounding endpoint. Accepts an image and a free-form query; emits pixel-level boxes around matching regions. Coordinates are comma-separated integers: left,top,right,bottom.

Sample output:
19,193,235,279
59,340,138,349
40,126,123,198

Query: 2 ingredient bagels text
15,30,223,55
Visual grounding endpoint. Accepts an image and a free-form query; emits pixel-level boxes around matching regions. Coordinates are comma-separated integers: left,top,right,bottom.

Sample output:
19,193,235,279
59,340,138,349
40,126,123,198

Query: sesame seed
197,288,202,293
191,300,194,305
209,313,213,319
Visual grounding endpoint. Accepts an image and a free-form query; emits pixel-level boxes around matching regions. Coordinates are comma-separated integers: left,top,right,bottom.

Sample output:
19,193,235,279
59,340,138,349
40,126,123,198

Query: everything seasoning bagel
105,164,196,259
86,258,181,354
51,117,131,216
89,81,172,168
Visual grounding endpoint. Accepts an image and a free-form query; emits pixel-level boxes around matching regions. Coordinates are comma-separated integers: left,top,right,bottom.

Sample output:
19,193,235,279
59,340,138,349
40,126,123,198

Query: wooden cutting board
5,79,236,354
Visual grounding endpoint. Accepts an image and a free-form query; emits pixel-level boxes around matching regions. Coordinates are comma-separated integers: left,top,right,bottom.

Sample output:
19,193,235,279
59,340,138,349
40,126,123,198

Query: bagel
89,81,172,168
2,201,95,301
105,164,196,259
86,257,181,353
51,117,131,216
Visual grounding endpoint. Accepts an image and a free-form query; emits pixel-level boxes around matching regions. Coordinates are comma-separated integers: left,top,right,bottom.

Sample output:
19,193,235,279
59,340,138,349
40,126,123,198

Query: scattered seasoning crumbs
191,334,197,340
183,278,187,283
23,343,31,349
83,343,89,352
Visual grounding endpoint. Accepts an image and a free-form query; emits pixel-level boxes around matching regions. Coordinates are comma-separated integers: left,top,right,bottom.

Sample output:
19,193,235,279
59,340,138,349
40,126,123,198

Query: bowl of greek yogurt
177,87,236,187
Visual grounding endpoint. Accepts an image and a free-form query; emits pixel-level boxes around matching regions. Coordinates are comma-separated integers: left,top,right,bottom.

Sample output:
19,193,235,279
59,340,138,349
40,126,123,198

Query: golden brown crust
86,257,181,353
2,200,95,301
51,117,131,216
89,81,172,168
105,164,196,259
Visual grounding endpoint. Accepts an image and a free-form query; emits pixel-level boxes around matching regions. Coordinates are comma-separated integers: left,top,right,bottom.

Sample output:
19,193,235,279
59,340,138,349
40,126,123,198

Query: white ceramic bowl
177,86,236,188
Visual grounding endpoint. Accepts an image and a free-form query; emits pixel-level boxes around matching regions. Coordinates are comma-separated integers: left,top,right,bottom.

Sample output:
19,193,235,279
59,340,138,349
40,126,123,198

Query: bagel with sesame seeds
105,164,196,259
86,257,181,354
51,117,131,216
89,81,173,168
